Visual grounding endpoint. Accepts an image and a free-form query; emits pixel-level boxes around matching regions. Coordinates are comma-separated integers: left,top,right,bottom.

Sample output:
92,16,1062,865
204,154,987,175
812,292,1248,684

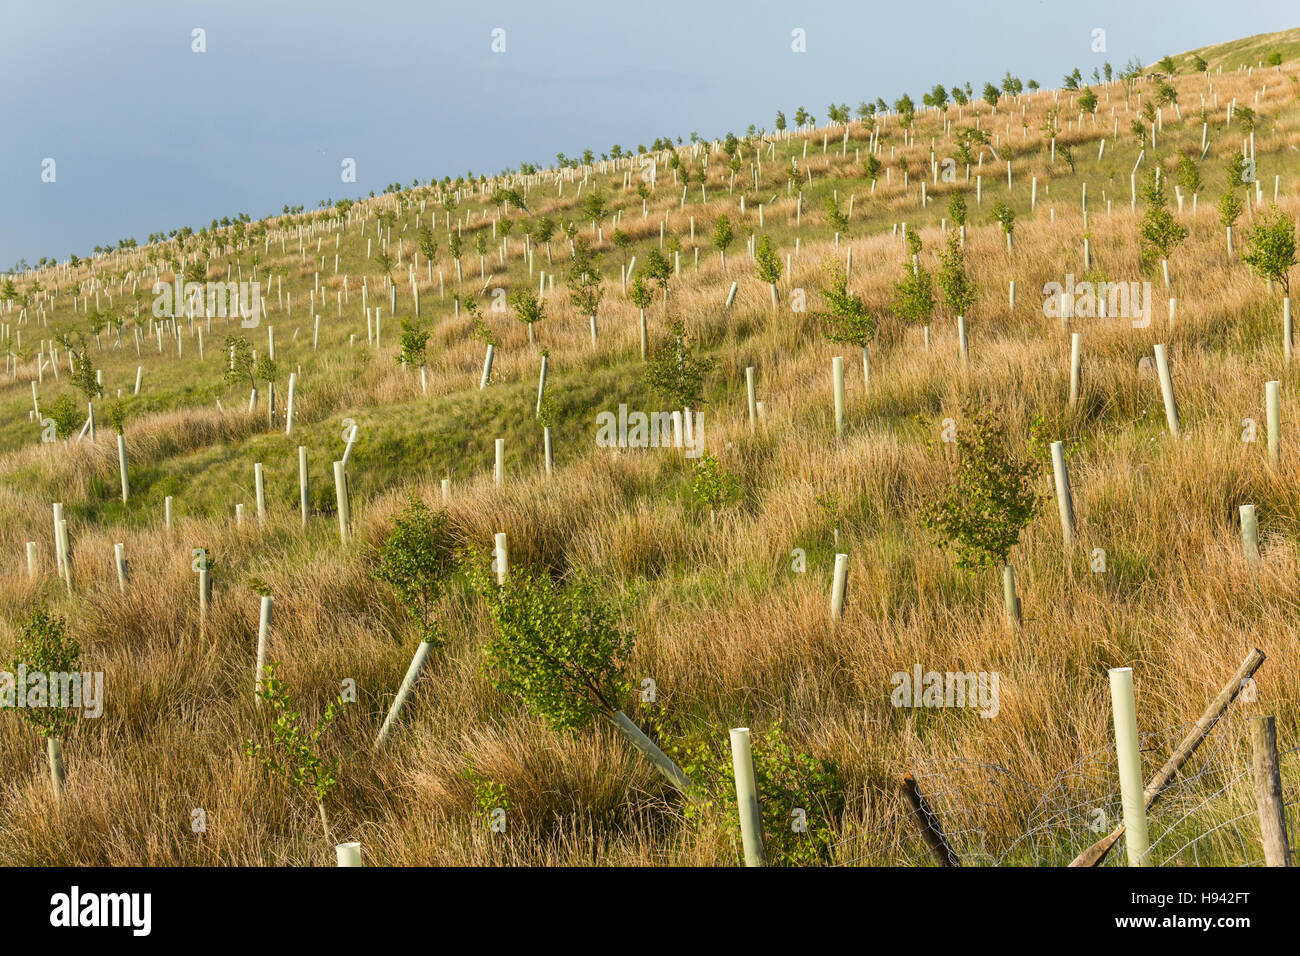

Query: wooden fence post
1250,715,1292,866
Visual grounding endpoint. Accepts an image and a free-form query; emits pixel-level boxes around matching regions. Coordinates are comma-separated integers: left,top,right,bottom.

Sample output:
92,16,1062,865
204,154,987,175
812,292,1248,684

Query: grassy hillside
2,29,1299,866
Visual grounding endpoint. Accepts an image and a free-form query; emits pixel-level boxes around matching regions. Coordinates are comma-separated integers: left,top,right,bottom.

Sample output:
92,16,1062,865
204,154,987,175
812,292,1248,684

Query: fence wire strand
833,709,1299,867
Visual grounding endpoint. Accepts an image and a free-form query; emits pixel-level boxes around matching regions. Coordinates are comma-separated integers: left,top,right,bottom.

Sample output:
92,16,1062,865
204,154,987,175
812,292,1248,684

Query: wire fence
834,708,1298,866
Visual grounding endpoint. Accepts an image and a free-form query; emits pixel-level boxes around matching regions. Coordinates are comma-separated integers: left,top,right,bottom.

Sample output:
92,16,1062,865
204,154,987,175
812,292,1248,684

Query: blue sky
1,0,1295,269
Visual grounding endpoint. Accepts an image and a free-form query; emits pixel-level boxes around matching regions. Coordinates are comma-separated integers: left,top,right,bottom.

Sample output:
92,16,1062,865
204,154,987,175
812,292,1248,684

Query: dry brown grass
2,53,1300,866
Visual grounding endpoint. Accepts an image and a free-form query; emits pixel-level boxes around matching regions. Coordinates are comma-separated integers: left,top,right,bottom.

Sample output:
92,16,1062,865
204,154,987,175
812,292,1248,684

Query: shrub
922,406,1040,571
373,498,457,646
643,319,715,408
991,199,1015,236
937,232,977,317
1138,168,1187,269
245,662,346,841
470,564,631,734
1241,205,1297,295
814,263,874,348
397,318,429,367
652,715,846,866
1218,190,1244,230
754,235,782,284
46,394,81,440
691,453,741,519
10,608,80,740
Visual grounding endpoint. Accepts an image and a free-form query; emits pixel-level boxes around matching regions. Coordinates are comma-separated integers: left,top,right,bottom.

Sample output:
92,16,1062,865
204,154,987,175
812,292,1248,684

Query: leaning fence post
729,728,767,867
1050,441,1075,550
375,641,436,748
333,461,350,543
830,552,849,622
254,595,273,703
113,543,127,593
902,772,961,866
1108,667,1152,867
1250,715,1292,866
1153,344,1180,437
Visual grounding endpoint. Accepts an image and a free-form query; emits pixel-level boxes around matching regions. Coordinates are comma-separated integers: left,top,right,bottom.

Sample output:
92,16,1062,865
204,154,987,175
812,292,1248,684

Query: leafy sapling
643,319,716,410
1241,205,1297,295
9,608,82,800
510,287,545,344
467,560,693,794
922,407,1041,627
245,661,346,843
373,498,457,647
691,453,741,523
397,318,429,368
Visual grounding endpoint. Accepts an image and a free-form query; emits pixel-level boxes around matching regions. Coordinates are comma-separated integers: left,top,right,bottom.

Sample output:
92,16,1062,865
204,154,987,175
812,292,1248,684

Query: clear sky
1,0,1295,269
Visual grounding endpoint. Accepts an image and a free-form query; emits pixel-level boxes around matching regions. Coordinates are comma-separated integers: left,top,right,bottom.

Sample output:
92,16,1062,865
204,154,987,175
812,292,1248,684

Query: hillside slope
1,30,1299,866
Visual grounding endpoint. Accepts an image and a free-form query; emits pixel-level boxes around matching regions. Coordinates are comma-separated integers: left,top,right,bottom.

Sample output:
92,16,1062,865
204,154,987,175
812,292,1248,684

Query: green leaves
223,333,255,389
937,232,977,318
711,214,734,253
1218,189,1244,230
10,608,80,739
922,407,1041,571
991,198,1016,236
1241,204,1297,295
891,248,935,328
643,319,715,409
471,564,631,734
1138,168,1187,269
814,262,874,348
653,714,845,866
397,317,430,367
245,662,344,806
754,235,782,284
566,238,604,318
509,288,545,329
690,453,741,514
373,498,456,646
46,393,81,441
